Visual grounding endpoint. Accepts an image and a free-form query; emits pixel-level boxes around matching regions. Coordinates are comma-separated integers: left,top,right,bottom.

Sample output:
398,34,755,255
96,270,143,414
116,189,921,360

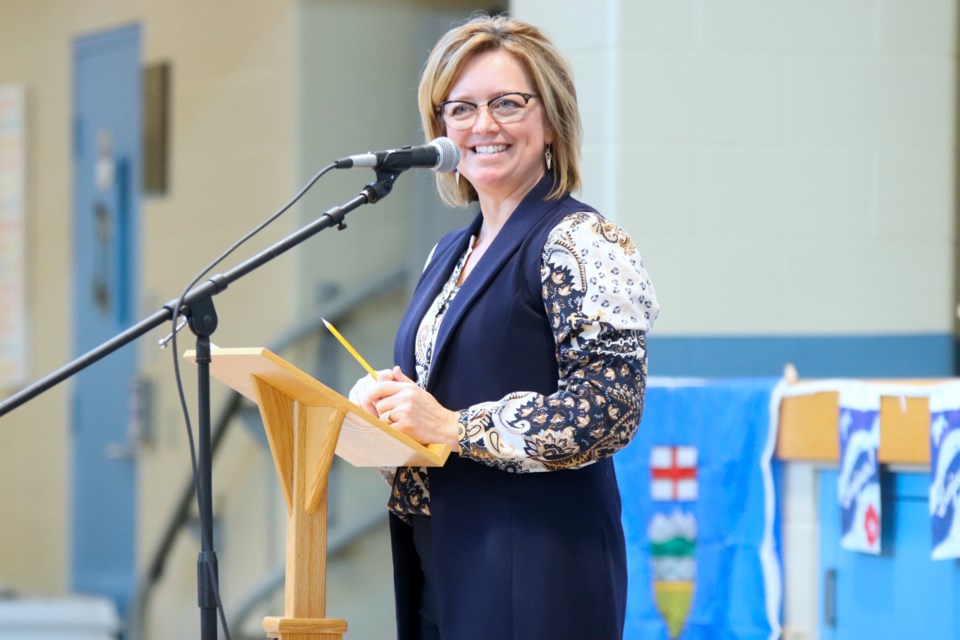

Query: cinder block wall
515,0,957,377
0,0,299,625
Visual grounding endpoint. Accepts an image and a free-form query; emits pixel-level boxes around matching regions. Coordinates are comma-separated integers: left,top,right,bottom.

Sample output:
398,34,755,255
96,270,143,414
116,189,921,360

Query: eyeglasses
437,92,540,130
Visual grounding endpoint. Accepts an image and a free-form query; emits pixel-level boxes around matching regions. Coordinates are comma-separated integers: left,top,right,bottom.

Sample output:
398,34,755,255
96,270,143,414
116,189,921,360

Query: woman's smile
472,144,509,155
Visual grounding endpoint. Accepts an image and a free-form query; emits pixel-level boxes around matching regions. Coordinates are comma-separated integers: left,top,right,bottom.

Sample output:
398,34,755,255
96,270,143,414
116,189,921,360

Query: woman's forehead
446,50,533,99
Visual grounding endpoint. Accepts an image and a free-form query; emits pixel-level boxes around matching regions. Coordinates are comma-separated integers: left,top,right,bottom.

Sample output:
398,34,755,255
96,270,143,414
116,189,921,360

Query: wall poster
0,84,27,389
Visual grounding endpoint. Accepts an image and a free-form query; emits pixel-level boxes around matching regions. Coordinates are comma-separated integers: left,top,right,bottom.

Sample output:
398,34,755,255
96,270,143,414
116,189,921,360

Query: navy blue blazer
390,177,627,640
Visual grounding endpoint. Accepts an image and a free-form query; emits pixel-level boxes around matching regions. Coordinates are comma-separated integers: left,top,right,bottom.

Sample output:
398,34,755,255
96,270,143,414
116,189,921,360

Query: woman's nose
472,105,500,133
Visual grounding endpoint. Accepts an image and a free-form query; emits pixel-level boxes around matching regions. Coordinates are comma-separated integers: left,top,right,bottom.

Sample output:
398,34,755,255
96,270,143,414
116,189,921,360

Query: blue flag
615,378,782,640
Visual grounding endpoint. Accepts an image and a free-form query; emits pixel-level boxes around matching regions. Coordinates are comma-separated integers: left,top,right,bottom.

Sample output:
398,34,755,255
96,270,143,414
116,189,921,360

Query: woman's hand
348,368,399,418
368,366,462,452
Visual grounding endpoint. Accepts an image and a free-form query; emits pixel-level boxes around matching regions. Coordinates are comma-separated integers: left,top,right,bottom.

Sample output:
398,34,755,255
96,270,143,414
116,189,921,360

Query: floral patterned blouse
387,210,659,518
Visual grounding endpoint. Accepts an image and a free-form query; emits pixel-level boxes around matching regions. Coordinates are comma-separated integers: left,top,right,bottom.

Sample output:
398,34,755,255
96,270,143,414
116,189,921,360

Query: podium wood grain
198,347,449,468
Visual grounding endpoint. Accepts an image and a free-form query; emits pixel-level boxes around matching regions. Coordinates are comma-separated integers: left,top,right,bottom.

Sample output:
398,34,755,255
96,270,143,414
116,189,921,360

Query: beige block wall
0,0,298,619
0,1,140,596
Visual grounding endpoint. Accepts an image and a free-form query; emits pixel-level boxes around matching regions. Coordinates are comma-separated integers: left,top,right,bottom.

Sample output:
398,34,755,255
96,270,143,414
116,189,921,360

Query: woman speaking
352,14,659,640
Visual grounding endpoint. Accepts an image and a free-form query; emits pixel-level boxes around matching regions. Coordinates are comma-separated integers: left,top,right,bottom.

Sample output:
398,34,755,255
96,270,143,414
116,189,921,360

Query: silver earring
545,145,553,171
455,170,460,185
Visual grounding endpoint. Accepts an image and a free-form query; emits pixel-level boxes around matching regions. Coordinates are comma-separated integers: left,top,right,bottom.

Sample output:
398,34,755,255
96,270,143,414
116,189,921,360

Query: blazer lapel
395,214,481,376
428,178,560,389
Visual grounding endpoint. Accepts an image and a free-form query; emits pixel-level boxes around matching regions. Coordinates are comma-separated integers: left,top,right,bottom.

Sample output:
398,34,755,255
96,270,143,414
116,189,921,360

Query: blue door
819,470,960,639
72,24,141,615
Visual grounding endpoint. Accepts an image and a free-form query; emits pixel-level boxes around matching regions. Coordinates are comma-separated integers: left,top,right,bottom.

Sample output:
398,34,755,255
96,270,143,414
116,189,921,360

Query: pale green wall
514,0,957,338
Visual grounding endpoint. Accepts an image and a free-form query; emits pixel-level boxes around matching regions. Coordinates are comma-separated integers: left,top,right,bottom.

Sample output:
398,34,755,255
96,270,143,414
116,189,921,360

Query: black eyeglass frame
436,92,540,130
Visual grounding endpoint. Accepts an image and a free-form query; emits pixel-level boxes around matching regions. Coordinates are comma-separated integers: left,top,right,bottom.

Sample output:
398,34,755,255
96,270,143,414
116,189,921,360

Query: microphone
335,137,460,173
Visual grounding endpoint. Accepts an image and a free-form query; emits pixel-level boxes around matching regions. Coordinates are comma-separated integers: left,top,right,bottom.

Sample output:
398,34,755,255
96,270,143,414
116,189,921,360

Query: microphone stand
0,169,403,640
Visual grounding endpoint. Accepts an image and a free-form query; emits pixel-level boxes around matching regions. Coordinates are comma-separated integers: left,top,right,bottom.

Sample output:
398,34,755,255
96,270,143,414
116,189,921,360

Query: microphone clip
363,168,401,204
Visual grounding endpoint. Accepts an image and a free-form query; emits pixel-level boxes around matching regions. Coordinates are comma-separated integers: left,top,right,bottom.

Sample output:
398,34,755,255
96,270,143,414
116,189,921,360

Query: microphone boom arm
0,169,400,416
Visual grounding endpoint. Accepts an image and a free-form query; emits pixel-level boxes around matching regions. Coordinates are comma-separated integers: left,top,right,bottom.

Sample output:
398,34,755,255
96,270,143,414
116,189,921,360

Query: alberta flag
615,379,782,640
837,385,881,554
930,382,960,560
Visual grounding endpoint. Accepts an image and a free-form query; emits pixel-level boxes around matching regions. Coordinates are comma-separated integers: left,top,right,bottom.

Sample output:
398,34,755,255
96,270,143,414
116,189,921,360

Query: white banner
837,383,882,554
929,382,960,560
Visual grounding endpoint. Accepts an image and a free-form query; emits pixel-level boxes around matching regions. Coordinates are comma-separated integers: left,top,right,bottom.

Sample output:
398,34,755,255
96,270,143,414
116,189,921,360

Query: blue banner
837,385,881,554
615,378,782,640
930,383,960,560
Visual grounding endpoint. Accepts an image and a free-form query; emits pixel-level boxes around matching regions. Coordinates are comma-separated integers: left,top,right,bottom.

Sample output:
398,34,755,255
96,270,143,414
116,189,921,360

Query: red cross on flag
650,445,698,502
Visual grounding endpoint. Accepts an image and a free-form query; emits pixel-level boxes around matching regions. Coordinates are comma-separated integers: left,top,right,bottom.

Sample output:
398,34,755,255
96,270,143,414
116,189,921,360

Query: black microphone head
430,137,460,173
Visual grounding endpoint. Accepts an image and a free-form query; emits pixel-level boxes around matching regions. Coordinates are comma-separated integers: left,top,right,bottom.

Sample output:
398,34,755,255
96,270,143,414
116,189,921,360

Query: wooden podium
199,347,451,639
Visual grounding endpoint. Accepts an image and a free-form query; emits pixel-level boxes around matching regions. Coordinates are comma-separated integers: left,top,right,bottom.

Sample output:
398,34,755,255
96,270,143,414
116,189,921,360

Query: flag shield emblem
649,445,697,638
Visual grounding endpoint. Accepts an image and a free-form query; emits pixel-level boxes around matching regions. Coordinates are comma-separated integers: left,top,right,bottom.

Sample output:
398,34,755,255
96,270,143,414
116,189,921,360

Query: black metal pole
186,294,220,639
0,307,173,416
197,335,219,638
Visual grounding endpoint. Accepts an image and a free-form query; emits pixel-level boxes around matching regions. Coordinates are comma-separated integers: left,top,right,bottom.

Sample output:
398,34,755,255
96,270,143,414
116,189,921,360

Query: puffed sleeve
455,211,659,472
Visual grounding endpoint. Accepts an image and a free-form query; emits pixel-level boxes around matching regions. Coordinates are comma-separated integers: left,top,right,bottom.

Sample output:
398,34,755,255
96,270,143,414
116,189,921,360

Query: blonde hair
418,14,582,207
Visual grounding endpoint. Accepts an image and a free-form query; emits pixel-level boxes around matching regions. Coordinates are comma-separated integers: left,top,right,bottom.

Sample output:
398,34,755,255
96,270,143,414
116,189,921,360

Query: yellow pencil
321,318,378,380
